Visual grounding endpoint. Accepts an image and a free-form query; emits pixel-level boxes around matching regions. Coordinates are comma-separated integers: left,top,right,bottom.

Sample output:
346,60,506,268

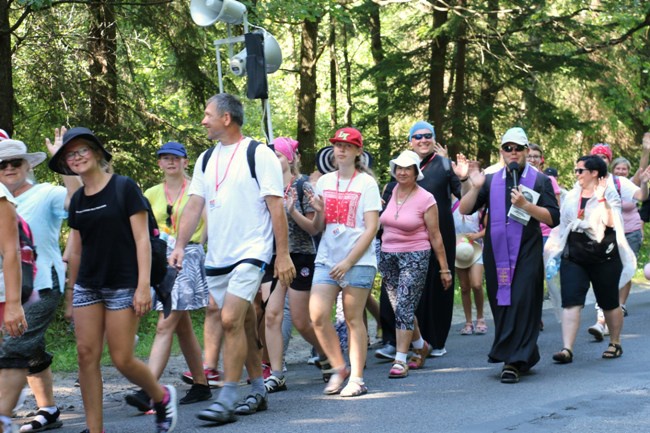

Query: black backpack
201,140,261,185
113,176,168,287
18,214,37,304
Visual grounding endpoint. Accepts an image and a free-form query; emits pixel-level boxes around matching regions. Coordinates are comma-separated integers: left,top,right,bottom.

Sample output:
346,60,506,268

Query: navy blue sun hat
157,141,187,158
48,127,112,175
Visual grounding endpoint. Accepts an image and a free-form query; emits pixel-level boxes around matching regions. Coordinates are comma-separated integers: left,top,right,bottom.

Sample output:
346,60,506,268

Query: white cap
501,127,529,147
389,150,424,181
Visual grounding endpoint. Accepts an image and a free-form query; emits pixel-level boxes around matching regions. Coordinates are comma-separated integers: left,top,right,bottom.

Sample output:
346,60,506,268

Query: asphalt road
47,287,650,432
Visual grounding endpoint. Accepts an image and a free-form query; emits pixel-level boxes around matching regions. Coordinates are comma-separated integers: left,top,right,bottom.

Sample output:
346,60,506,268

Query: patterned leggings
378,250,431,331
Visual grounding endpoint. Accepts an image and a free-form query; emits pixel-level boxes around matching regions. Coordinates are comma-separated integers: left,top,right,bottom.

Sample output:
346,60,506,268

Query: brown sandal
552,348,573,364
602,343,623,359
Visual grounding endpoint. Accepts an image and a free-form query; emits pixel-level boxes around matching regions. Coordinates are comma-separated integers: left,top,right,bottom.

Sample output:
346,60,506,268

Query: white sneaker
429,347,447,357
374,344,396,360
588,323,605,342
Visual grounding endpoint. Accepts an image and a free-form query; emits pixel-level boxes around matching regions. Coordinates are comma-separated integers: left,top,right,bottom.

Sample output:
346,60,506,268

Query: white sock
395,352,408,363
39,406,58,415
349,376,364,384
412,337,425,350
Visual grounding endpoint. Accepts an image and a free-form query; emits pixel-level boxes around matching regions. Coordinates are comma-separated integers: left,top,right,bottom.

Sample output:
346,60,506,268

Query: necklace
394,185,416,220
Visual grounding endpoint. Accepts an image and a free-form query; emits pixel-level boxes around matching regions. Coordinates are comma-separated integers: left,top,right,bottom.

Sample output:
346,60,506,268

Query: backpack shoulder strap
201,146,216,173
613,175,621,196
247,140,261,182
295,174,308,213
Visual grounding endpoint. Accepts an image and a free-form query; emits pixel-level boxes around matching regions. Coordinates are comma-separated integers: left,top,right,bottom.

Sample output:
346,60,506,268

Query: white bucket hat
455,235,482,269
389,150,424,181
0,139,46,168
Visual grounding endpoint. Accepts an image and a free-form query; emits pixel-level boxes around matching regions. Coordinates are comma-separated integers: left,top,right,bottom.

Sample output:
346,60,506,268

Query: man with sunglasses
458,127,560,384
376,120,463,361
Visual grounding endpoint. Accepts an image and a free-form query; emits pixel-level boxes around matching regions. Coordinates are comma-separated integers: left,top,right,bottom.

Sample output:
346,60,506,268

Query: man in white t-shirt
169,94,295,425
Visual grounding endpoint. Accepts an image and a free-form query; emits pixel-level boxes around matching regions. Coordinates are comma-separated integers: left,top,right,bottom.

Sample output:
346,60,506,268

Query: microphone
508,162,520,190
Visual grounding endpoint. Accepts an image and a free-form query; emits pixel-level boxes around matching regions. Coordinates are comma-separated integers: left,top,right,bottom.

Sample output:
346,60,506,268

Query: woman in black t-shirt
48,127,178,433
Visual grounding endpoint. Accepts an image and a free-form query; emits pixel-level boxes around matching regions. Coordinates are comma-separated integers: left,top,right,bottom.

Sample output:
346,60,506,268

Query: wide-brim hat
48,127,112,175
0,139,46,168
389,150,424,181
316,145,374,174
455,235,482,269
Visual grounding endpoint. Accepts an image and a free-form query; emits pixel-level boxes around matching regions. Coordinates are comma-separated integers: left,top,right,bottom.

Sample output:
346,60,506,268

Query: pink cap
273,137,299,162
590,143,612,162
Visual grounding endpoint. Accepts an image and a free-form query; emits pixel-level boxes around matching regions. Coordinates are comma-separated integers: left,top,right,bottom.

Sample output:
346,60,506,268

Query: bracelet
598,198,606,203
439,269,451,274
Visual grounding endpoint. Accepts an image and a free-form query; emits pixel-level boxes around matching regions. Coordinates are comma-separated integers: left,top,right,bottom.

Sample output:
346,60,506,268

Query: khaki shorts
207,263,265,308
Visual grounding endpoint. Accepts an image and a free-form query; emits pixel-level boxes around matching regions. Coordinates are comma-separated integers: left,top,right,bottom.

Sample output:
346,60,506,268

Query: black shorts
261,253,315,291
559,253,622,311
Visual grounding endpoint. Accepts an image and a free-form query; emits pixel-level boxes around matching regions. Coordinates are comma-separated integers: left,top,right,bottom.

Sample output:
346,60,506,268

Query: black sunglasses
574,168,588,175
502,144,527,153
411,133,433,140
166,204,173,227
0,159,24,170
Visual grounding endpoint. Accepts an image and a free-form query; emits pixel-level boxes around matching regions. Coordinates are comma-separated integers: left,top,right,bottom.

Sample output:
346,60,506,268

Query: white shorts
207,263,265,308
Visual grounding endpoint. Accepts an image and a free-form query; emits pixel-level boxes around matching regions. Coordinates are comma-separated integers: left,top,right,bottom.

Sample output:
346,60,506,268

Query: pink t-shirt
380,185,436,253
621,198,643,233
541,175,561,237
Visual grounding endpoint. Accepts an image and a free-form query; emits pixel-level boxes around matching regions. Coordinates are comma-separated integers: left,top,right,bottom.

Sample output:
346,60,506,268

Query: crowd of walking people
1,95,649,432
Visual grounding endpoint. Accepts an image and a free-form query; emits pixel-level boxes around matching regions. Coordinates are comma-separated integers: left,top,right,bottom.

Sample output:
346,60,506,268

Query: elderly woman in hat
0,130,81,433
0,174,29,433
48,128,178,433
378,150,451,378
123,141,212,412
307,127,381,397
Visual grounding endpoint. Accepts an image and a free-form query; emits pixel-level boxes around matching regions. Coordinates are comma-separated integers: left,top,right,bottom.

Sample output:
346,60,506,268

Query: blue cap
408,121,435,141
157,141,187,158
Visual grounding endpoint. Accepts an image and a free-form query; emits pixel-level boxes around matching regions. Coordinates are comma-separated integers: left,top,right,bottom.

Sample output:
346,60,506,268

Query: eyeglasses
411,133,433,140
0,159,24,170
502,144,527,153
574,168,588,175
64,147,91,161
527,155,542,160
166,204,173,227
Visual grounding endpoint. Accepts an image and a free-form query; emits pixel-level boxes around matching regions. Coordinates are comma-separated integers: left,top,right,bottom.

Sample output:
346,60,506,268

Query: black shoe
179,384,212,405
125,388,152,412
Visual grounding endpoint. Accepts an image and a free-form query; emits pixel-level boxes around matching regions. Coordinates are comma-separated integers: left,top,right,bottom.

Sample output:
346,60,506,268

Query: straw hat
455,235,482,269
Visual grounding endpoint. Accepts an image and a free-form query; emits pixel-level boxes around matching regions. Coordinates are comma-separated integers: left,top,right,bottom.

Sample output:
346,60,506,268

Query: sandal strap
22,409,61,431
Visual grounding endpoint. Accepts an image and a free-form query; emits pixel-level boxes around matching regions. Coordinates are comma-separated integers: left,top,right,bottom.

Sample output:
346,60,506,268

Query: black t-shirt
69,175,148,289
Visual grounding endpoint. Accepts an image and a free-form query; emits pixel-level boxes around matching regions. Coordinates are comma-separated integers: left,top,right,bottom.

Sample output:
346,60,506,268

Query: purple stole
489,165,538,306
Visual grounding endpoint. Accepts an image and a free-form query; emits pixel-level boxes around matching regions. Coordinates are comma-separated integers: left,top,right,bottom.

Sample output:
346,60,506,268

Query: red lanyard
284,176,296,198
164,179,186,230
215,136,244,192
335,170,358,224
420,153,436,172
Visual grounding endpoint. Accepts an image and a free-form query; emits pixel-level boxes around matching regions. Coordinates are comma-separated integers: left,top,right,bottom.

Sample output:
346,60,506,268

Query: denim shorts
73,285,136,311
312,263,376,289
625,229,643,258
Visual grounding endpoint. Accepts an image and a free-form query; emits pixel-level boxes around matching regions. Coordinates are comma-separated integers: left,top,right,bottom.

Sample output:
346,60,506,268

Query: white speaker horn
190,0,247,27
228,30,283,76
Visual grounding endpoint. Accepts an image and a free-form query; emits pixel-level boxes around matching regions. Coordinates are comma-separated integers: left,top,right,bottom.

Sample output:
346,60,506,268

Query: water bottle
545,257,560,280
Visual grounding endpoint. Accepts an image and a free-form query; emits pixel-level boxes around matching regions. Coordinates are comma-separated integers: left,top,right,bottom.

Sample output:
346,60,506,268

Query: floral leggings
378,249,431,331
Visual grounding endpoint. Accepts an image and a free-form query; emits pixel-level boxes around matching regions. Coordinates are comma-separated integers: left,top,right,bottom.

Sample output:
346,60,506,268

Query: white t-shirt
315,171,382,269
608,174,639,202
188,138,283,268
0,183,17,303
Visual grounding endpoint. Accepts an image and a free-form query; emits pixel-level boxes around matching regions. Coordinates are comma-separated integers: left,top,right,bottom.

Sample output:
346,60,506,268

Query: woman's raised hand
595,176,608,200
452,153,469,179
45,126,67,156
305,188,324,213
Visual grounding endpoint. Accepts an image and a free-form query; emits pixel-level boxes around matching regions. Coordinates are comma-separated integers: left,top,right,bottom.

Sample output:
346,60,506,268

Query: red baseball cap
329,127,363,148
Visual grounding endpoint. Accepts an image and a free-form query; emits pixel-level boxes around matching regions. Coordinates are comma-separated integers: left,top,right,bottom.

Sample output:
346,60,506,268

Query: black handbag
565,227,618,265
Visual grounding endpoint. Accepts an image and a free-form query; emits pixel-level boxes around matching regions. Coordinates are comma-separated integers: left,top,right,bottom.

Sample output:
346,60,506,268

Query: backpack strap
201,146,216,174
295,174,308,213
613,175,621,196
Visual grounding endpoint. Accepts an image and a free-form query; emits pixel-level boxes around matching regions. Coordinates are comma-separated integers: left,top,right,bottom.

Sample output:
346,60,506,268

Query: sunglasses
411,133,433,140
166,204,173,227
502,144,527,153
574,168,588,175
0,159,24,170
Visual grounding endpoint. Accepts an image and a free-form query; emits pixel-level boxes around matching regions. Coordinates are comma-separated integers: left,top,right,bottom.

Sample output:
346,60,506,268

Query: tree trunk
0,0,14,135
297,18,320,173
448,0,467,157
367,0,391,171
88,0,118,129
329,13,337,130
342,22,353,126
476,0,500,166
427,3,449,136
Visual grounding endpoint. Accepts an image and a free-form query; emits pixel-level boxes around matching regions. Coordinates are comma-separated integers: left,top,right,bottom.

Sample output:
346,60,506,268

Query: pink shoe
181,366,222,388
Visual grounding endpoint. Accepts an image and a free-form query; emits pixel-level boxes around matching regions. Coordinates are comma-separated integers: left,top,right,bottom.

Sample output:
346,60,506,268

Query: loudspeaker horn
190,0,247,27
228,30,282,76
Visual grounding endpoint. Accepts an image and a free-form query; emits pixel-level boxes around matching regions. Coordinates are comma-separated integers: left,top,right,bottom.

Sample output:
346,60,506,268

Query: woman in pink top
378,150,451,378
